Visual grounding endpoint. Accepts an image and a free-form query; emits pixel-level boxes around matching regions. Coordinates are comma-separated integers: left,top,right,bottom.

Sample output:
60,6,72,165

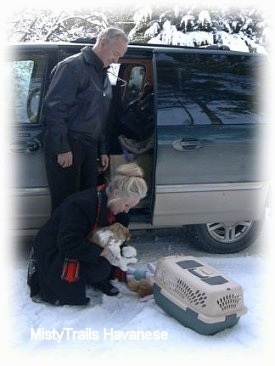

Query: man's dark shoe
93,280,119,296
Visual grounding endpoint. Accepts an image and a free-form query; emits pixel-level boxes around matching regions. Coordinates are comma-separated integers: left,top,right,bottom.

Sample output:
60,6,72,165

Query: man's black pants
45,135,98,212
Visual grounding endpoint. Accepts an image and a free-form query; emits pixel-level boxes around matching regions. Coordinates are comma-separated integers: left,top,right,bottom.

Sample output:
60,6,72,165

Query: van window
127,65,145,103
155,52,266,126
9,54,46,124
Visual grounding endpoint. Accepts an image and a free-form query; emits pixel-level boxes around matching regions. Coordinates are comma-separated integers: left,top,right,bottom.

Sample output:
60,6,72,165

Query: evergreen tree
6,4,269,53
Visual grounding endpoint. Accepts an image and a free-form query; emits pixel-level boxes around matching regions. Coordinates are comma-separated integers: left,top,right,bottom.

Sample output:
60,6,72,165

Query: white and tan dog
88,223,137,271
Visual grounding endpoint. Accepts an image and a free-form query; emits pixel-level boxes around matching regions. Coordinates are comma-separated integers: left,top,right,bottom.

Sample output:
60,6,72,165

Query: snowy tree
6,4,270,53
6,8,110,42
129,5,270,53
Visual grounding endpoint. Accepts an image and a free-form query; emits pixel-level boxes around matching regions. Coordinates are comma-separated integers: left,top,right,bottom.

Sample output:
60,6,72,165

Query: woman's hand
100,245,112,259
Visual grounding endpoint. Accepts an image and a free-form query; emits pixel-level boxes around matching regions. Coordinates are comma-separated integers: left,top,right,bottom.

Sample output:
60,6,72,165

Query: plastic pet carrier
153,255,247,335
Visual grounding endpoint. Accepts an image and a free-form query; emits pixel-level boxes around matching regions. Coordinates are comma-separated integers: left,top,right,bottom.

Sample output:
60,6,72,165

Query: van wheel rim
206,221,253,243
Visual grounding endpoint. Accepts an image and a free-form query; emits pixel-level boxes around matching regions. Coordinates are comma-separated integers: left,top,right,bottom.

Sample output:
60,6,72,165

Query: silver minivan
8,42,270,253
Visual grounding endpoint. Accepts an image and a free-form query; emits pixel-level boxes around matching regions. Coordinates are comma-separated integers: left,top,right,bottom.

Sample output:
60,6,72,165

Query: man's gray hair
97,27,128,44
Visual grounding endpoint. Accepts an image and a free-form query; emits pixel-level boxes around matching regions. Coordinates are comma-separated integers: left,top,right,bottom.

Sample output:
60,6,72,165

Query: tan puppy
89,222,130,247
88,223,137,271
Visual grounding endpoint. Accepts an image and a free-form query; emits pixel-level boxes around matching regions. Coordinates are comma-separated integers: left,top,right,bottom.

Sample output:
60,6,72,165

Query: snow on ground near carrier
3,209,273,366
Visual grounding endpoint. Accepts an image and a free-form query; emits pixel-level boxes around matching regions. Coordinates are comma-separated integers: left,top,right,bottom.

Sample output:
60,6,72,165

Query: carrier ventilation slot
217,293,242,311
157,269,208,308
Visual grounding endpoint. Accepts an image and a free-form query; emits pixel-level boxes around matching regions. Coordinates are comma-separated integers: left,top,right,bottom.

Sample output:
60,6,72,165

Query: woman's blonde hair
107,162,148,201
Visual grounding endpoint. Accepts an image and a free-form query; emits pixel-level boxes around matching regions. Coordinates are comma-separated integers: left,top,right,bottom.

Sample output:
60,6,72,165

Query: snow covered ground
2,209,273,365
0,1,273,365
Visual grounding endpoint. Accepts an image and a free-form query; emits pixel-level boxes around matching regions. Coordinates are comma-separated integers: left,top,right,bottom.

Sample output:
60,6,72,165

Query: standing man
43,27,128,212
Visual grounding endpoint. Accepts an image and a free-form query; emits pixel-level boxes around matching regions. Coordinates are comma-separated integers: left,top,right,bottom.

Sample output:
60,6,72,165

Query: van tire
191,220,263,254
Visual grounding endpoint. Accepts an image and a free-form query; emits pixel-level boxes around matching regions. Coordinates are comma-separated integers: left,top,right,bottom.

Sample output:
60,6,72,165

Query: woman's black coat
28,187,129,305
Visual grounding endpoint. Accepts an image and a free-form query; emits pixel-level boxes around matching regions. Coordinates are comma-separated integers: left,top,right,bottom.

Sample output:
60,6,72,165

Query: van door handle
172,138,202,151
10,139,41,153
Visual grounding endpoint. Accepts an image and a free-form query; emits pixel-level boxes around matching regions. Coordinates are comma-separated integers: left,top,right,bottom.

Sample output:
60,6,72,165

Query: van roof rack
200,44,230,50
70,39,230,51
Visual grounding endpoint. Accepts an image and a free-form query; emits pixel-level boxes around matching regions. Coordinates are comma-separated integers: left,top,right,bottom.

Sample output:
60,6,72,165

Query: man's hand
57,152,73,168
99,154,109,171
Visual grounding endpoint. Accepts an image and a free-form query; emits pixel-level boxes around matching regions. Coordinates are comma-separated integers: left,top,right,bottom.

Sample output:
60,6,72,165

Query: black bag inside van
118,84,154,141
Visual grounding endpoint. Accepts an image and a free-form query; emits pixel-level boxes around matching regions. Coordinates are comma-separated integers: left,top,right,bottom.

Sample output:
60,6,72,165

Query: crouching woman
27,162,147,306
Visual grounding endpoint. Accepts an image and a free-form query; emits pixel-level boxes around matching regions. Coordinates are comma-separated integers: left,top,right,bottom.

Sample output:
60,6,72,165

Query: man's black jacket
43,46,112,155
